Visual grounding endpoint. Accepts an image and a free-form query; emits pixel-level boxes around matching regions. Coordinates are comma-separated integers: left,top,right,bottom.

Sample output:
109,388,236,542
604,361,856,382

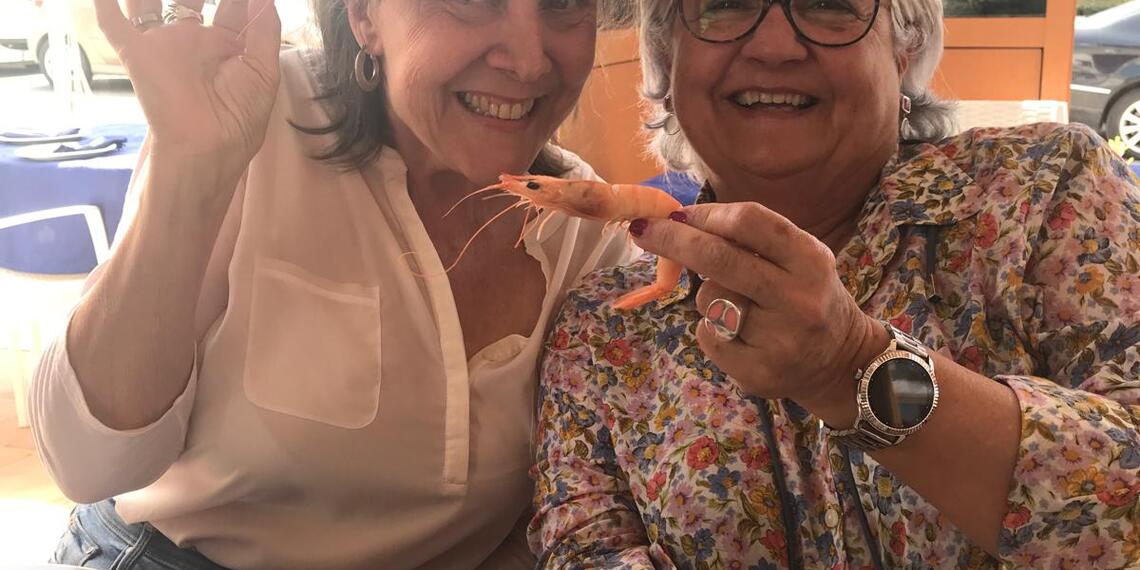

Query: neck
405,165,476,223
403,160,533,256
710,169,876,254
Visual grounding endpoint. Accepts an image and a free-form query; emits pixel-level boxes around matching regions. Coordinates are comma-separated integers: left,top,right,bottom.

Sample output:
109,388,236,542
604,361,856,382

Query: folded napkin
53,136,127,154
14,135,130,162
1,127,81,139
1,127,86,146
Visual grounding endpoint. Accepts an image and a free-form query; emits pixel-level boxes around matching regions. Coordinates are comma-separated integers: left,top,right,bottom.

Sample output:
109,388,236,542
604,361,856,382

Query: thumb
240,0,281,78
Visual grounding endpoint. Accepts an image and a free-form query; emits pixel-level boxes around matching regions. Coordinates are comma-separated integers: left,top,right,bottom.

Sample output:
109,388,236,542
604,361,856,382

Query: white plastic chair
0,205,111,261
0,205,107,428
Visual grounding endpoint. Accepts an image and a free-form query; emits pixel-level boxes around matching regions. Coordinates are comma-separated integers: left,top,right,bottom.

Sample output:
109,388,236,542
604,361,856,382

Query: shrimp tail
611,256,683,310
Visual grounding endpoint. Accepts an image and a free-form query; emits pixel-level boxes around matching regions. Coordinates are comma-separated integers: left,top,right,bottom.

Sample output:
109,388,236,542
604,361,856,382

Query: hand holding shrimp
626,201,886,422
440,174,684,309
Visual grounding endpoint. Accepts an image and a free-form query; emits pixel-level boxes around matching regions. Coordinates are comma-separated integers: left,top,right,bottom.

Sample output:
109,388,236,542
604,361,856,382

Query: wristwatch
823,321,940,452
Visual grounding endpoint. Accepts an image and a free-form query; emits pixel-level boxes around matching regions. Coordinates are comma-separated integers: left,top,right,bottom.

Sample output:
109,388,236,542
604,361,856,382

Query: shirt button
825,505,841,528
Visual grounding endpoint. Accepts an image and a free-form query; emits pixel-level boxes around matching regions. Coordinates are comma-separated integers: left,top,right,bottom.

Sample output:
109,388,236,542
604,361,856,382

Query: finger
213,0,249,34
122,0,161,20
694,321,775,398
694,280,752,318
678,203,814,271
94,0,136,46
632,218,775,301
202,25,246,61
240,0,280,69
694,280,762,346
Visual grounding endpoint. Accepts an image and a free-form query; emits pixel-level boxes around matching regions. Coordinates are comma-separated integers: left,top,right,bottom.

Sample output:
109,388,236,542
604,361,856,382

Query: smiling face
350,0,597,185
670,0,905,193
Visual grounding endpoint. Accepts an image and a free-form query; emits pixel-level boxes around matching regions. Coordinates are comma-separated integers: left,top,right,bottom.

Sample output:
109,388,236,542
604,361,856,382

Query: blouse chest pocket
243,258,382,429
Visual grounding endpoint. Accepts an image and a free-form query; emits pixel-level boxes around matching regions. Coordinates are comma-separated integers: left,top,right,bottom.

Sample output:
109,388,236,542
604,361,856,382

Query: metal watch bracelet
823,321,939,452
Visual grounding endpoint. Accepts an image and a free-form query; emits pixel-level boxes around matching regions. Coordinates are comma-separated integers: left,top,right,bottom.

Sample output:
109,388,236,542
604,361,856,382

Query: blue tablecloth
0,124,146,274
1131,162,1140,179
642,172,702,206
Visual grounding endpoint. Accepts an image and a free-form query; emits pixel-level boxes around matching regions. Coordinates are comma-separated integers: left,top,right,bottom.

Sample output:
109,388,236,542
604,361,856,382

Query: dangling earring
355,48,382,92
899,93,912,138
662,95,681,135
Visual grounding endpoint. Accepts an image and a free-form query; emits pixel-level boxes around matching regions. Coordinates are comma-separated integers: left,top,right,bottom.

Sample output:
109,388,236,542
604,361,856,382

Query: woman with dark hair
30,0,630,568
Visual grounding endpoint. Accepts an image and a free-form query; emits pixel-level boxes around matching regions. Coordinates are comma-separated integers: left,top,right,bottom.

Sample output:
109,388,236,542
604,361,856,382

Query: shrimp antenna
534,209,557,242
444,183,507,218
514,203,558,247
402,201,529,278
514,206,536,248
236,0,274,38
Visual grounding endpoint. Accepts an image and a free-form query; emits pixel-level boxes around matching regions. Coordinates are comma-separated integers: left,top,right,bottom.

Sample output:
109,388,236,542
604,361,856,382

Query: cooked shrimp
450,174,684,310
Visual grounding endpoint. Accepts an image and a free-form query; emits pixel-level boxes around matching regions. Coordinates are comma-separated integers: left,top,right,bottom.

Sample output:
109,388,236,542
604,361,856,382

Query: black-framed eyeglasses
677,0,881,47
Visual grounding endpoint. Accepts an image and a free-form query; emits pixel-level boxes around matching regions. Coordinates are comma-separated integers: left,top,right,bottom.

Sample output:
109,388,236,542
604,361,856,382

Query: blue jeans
50,499,229,570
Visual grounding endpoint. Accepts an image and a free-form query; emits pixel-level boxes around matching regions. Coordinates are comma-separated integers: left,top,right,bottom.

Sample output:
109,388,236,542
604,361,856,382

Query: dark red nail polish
629,218,649,237
668,211,688,223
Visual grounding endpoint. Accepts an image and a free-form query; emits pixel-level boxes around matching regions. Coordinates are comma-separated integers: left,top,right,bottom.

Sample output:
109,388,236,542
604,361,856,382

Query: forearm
808,325,1020,556
868,354,1019,555
68,150,242,430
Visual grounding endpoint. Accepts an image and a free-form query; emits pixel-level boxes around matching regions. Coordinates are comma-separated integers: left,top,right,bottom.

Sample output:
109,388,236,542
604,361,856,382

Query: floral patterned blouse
528,123,1140,569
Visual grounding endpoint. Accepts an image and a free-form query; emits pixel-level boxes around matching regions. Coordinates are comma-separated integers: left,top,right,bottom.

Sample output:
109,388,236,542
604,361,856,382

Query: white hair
637,0,957,179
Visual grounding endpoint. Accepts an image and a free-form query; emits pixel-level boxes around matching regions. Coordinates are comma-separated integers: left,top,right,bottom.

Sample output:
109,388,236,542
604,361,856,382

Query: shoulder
564,255,658,316
247,48,337,167
549,146,604,182
911,123,1137,213
932,122,1121,175
270,47,333,127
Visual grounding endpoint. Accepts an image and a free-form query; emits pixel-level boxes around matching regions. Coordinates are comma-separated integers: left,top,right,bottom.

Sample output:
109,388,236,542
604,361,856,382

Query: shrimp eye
526,181,541,191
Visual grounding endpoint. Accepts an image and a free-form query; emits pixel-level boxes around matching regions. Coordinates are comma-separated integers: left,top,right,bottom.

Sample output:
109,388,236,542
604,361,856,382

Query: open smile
458,92,538,121
731,90,819,111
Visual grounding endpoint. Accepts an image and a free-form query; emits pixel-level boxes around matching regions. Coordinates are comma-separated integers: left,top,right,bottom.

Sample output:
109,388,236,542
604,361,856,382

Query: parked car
1070,0,1140,157
28,0,314,86
0,0,45,68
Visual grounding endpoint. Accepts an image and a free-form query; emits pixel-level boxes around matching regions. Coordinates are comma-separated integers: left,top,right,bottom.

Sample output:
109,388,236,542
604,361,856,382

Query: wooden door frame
942,0,1076,100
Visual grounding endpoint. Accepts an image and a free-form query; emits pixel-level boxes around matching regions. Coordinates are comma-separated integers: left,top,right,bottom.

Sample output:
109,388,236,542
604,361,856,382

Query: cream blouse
29,48,633,569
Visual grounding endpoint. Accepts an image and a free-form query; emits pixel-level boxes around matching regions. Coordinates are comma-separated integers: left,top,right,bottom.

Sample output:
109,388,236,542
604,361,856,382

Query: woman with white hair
529,0,1140,567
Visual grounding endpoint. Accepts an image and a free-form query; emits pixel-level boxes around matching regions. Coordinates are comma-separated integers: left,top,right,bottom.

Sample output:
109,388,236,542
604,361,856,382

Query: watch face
867,358,935,429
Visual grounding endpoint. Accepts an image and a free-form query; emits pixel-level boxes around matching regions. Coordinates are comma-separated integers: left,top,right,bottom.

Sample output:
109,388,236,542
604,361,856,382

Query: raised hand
94,0,282,168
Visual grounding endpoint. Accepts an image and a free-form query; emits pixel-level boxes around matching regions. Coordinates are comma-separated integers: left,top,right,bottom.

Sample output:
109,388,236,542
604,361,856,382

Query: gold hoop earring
355,48,382,92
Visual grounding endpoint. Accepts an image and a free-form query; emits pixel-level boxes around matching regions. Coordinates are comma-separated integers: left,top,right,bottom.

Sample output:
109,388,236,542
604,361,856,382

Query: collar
862,138,987,228
655,137,987,309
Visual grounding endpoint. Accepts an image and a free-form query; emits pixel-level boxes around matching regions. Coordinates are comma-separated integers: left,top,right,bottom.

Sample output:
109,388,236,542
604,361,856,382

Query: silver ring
704,298,746,342
131,13,163,30
163,3,204,23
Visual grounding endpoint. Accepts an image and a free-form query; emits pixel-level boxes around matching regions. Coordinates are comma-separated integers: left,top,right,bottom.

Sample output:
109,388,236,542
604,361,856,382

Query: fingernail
629,218,648,237
668,211,688,223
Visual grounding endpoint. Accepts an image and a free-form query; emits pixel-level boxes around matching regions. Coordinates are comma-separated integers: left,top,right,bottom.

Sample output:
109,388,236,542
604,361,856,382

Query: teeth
733,91,812,108
460,92,536,121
